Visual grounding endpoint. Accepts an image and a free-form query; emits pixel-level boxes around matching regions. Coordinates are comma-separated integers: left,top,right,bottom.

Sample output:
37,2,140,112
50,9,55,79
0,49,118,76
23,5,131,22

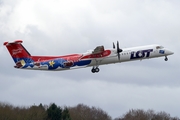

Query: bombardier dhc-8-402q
4,40,174,73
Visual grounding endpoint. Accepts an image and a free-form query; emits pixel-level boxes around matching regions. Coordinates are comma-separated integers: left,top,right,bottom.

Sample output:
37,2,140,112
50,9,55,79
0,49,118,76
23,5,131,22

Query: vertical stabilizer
4,40,31,64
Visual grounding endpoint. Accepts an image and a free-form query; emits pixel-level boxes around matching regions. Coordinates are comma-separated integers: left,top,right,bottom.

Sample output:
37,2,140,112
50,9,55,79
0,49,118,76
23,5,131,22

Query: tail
4,40,32,68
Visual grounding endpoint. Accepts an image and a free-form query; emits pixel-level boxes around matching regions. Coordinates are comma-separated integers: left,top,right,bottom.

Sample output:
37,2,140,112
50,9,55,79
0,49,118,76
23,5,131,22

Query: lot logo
130,49,153,59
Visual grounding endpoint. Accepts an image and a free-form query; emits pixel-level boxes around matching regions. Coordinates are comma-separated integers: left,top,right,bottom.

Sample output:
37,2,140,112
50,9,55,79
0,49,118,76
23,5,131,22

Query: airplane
3,40,174,73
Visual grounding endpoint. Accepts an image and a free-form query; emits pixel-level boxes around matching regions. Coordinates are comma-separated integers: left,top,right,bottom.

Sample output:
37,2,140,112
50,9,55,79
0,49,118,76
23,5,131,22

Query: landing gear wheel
91,67,100,73
165,56,168,61
95,67,100,72
91,68,96,73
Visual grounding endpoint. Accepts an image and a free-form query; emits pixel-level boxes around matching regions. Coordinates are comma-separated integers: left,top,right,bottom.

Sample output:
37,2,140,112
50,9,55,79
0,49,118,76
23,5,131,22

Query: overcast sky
0,0,180,118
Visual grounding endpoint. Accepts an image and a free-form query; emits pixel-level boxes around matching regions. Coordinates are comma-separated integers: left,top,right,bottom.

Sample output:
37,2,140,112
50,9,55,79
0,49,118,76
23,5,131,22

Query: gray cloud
0,0,180,118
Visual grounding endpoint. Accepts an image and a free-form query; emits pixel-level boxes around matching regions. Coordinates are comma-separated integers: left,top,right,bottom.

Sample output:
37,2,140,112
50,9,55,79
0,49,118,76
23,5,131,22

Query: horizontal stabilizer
4,40,23,46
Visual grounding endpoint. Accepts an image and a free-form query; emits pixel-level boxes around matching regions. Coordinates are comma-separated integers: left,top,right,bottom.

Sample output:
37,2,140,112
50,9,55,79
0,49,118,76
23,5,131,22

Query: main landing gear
165,56,168,61
91,67,100,73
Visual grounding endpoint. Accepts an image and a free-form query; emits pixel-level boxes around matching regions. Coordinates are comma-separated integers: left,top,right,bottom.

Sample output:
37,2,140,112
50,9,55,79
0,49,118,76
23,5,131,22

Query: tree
115,109,180,120
62,107,71,120
27,104,47,120
47,103,62,120
69,104,111,120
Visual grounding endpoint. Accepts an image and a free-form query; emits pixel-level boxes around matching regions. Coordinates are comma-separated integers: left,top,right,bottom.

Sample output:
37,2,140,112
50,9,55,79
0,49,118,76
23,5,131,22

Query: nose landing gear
165,56,168,61
91,67,100,73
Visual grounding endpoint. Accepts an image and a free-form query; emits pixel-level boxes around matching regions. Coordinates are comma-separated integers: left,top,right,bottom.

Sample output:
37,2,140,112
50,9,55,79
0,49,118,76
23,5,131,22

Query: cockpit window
156,46,164,49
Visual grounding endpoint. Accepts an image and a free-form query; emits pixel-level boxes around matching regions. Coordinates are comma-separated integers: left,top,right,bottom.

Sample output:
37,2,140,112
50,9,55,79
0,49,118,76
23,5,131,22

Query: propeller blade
118,52,120,60
117,41,123,53
117,41,120,60
116,41,123,60
113,42,115,49
117,41,119,50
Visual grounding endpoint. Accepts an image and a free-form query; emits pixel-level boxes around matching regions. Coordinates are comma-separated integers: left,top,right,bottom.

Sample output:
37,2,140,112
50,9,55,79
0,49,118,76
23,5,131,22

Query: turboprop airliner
4,40,174,73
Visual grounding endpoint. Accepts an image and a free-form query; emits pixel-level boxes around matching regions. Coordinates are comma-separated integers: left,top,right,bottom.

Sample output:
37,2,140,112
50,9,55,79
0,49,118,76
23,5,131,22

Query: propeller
113,41,123,60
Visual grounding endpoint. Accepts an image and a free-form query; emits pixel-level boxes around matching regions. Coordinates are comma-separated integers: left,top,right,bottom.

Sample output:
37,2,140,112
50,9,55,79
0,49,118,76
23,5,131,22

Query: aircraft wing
92,46,105,54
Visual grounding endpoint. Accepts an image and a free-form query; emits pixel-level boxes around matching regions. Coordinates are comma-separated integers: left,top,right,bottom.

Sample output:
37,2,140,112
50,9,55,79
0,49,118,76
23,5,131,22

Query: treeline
0,102,179,120
115,109,180,120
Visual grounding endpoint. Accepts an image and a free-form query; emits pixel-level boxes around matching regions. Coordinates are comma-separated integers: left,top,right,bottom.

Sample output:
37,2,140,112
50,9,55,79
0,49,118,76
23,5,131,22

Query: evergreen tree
47,103,62,120
62,107,71,120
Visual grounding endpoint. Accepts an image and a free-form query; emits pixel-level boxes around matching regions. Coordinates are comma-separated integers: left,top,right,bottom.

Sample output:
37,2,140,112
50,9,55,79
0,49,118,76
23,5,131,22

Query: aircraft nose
165,49,174,55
